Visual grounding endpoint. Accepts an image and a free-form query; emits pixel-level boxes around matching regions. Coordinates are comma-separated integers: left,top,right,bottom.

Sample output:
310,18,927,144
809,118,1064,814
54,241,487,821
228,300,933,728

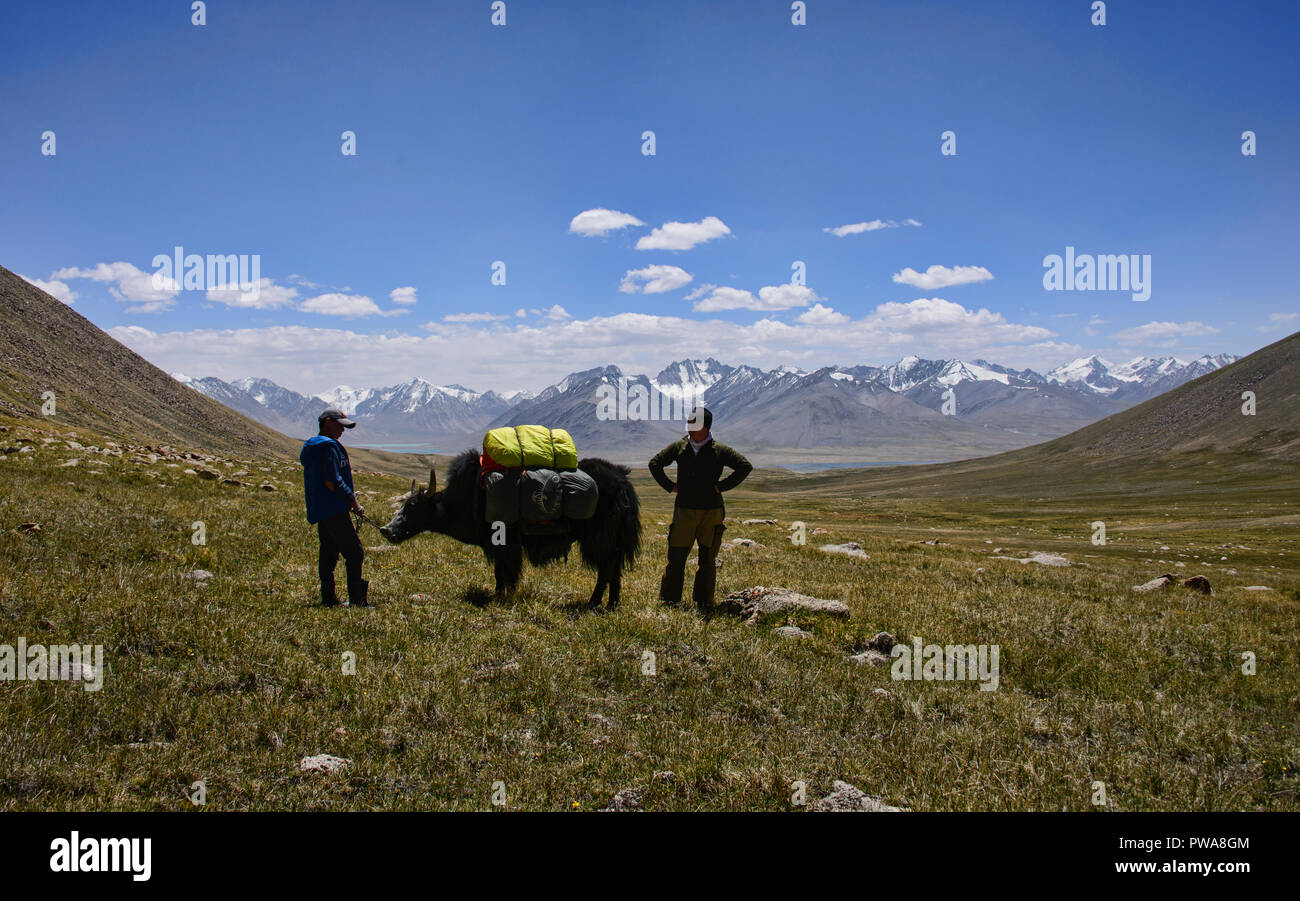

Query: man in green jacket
647,406,752,614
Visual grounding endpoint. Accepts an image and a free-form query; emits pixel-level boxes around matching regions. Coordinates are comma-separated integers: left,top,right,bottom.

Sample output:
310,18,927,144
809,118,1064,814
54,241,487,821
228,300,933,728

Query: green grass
0,415,1296,811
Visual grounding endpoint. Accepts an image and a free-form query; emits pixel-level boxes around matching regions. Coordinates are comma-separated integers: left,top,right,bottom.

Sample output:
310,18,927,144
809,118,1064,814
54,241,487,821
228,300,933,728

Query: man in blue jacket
301,408,369,607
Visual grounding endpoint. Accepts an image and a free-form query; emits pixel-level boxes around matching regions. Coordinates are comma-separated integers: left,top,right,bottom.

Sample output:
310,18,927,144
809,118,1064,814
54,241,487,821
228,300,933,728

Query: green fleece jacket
648,436,752,510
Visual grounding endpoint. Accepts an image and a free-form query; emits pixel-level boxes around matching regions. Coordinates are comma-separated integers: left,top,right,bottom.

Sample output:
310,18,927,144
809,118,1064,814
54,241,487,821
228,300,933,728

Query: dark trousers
317,512,365,603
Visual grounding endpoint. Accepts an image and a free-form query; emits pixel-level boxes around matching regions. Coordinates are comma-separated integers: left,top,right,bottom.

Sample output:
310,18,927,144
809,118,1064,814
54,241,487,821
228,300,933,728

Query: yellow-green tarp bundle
483,425,579,470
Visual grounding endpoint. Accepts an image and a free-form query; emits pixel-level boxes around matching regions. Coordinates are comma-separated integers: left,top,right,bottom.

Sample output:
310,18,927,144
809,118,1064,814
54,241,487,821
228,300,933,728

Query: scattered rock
872,688,891,698
299,754,350,774
219,478,245,487
807,780,901,812
742,518,778,525
1238,585,1274,592
1133,573,1213,594
819,542,869,560
773,625,812,639
586,713,617,728
603,787,642,811
993,551,1069,567
194,468,220,480
718,586,850,624
61,459,80,467
652,771,677,785
125,741,169,750
867,631,896,653
17,522,41,534
259,483,277,491
849,650,890,667
182,570,213,582
812,528,829,535
726,538,765,549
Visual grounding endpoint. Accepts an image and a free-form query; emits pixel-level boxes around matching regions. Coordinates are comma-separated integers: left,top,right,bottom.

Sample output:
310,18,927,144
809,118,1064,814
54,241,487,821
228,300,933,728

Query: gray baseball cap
318,408,356,428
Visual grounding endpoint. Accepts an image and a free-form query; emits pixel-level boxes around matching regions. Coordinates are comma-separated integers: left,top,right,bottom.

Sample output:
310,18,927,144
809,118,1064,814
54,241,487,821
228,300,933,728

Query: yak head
380,463,441,544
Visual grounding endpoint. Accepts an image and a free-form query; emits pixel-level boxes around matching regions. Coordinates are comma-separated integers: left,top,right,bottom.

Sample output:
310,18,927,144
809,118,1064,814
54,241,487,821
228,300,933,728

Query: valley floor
1,417,1296,811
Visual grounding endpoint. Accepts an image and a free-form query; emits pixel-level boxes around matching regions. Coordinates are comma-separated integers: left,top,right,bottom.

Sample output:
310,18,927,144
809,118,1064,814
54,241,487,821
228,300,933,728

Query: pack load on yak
481,426,599,528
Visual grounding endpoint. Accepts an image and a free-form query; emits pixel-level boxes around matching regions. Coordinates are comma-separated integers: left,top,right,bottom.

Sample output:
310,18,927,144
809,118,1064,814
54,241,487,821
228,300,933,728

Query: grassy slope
1,416,1295,811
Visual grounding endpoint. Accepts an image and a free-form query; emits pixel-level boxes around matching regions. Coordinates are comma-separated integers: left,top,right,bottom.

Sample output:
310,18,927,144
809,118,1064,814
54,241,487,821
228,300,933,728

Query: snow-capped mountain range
175,352,1237,457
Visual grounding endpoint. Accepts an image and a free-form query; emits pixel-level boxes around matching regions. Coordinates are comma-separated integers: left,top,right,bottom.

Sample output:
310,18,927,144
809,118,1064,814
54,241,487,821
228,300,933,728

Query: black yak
380,450,641,607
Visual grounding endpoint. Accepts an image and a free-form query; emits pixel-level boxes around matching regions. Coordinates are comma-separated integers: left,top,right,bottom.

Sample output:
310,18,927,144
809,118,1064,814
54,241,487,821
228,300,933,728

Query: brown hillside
0,264,299,457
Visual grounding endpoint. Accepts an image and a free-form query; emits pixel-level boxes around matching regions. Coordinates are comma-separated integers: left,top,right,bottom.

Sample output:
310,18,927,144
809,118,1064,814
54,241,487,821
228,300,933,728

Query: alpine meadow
1,1,1298,882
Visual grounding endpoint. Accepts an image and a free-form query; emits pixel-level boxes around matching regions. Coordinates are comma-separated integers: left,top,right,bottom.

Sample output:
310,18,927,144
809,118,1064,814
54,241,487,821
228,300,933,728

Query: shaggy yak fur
380,450,642,607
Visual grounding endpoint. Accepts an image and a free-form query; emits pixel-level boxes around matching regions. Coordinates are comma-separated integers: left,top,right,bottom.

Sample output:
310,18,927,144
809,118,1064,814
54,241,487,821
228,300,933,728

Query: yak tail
577,457,642,569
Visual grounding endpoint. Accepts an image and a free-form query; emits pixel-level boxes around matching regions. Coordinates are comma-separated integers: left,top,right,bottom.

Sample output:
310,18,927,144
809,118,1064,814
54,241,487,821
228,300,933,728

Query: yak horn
409,478,417,496
428,463,437,494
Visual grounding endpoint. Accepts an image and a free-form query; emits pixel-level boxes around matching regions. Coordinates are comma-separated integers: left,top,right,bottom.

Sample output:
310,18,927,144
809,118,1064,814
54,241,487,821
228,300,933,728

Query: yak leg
607,563,622,610
586,559,609,608
493,544,523,599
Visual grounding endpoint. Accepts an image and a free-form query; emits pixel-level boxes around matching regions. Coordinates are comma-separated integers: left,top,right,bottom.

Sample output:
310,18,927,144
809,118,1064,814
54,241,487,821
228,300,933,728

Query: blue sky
2,0,1296,395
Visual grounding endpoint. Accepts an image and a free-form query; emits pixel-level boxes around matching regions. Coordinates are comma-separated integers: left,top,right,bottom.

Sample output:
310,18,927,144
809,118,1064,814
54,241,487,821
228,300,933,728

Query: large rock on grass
719,586,850,624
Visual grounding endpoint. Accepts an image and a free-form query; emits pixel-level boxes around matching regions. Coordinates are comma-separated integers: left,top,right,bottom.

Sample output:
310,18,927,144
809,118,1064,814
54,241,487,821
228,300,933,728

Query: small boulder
820,542,869,560
742,518,778,526
849,650,890,667
299,754,350,774
602,788,642,811
773,625,812,639
718,586,850,624
867,631,896,653
807,780,901,812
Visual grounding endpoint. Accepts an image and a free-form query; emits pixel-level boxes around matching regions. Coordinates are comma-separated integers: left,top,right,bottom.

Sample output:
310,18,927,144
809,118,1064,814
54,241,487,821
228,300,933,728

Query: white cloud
823,219,922,237
444,312,508,322
690,282,820,313
569,208,646,237
1269,312,1298,322
108,300,1060,396
619,265,693,294
390,286,418,306
892,264,993,291
53,262,180,312
635,216,731,251
797,303,849,326
206,278,298,310
300,293,385,318
1111,320,1221,343
19,274,77,305
867,297,1055,344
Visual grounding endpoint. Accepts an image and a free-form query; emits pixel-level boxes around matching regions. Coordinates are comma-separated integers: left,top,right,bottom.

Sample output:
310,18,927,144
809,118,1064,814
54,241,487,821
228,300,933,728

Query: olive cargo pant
658,505,725,611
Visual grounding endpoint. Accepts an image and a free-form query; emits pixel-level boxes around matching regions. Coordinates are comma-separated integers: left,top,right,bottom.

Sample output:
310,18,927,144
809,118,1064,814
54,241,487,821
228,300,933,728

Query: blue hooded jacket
300,435,355,524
